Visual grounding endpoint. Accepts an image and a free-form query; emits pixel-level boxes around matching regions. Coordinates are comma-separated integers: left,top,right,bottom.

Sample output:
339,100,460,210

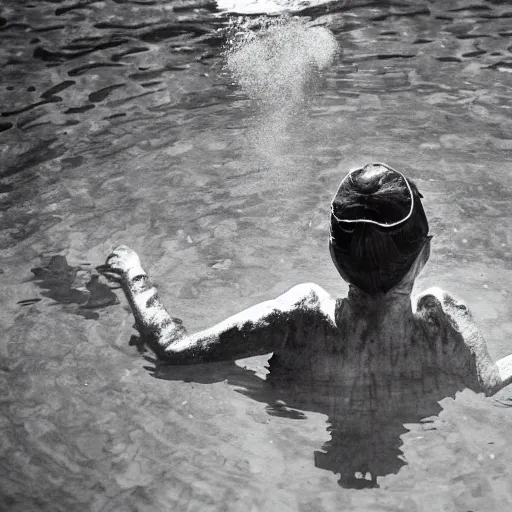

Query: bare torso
256,286,502,486
258,284,499,397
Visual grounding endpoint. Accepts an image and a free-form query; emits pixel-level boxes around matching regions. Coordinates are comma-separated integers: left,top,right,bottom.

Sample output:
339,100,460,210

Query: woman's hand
96,245,145,283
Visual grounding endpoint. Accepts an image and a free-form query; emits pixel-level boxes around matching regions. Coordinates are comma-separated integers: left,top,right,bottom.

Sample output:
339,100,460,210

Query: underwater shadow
140,335,480,489
29,255,119,319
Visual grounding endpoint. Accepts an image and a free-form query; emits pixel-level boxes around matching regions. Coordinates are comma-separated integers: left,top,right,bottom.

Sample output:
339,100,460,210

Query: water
224,16,339,182
1,0,512,510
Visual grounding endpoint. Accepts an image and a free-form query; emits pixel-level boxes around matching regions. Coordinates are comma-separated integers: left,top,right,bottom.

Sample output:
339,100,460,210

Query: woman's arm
416,287,504,395
495,355,512,390
98,246,333,364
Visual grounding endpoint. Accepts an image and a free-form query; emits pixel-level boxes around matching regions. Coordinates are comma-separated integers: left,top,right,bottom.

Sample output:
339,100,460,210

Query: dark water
1,0,512,510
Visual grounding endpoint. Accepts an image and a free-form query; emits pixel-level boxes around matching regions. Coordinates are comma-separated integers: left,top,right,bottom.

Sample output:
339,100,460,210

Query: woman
98,163,512,397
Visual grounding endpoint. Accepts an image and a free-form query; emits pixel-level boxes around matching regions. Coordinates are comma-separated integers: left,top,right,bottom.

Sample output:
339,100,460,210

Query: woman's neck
343,283,415,338
347,284,413,311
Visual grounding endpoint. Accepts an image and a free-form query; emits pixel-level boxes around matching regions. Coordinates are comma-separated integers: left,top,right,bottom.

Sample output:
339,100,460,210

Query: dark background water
1,1,512,510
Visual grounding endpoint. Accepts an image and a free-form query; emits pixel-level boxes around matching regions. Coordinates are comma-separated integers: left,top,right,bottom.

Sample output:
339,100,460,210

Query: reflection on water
220,15,342,194
1,0,512,510
30,255,119,319
225,17,338,170
150,345,478,489
310,377,465,489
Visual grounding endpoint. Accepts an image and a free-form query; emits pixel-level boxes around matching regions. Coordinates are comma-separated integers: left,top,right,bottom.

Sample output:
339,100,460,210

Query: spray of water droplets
224,16,339,174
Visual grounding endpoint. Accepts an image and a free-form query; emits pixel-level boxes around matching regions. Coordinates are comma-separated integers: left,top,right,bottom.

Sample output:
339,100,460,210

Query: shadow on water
29,255,119,319
139,334,479,489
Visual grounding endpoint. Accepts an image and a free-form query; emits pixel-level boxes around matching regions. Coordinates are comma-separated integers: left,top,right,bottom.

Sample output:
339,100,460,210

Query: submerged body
99,244,511,486
98,163,512,486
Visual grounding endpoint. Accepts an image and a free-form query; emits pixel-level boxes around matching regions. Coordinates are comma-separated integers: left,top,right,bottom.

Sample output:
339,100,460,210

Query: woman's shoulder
413,287,475,341
414,287,501,394
414,286,473,328
274,282,338,325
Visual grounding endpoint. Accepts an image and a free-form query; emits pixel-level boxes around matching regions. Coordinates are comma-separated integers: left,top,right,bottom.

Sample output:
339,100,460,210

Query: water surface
1,0,512,510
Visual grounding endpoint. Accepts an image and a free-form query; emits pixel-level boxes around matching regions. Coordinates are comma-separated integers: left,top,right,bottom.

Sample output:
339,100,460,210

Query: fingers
96,264,114,274
96,269,123,283
103,273,124,283
106,246,141,267
96,263,122,275
113,245,130,253
105,246,132,264
95,264,124,283
97,245,142,283
105,254,121,266
104,248,132,268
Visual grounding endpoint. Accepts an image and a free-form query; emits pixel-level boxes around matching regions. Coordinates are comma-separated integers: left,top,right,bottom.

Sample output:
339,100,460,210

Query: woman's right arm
98,246,334,364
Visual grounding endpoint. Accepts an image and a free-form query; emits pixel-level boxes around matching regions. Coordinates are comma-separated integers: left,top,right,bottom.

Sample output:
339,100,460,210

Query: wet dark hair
329,163,429,295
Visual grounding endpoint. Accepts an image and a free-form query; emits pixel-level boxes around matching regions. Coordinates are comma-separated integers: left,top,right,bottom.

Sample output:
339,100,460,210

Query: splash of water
225,17,338,107
224,16,339,172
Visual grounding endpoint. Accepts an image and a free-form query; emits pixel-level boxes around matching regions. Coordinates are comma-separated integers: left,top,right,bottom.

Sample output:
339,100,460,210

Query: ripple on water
88,84,126,103
0,121,13,132
1,0,512,509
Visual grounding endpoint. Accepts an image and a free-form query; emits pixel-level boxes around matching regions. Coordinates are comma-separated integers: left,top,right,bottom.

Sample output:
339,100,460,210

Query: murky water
1,0,512,510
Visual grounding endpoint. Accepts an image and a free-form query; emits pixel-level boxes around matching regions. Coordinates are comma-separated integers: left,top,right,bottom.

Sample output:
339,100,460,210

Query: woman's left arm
417,287,505,395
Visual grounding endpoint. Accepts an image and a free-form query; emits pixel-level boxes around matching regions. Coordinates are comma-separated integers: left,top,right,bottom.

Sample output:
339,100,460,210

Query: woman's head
329,163,430,295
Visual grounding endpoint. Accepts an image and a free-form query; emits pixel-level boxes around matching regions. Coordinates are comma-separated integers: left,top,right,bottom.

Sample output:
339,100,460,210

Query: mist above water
224,16,339,177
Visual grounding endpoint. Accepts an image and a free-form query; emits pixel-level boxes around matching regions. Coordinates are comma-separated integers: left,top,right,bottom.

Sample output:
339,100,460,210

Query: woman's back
97,162,509,487
266,285,500,405
261,284,501,487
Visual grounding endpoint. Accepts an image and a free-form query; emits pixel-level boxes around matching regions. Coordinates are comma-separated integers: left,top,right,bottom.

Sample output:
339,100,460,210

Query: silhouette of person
98,163,512,487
